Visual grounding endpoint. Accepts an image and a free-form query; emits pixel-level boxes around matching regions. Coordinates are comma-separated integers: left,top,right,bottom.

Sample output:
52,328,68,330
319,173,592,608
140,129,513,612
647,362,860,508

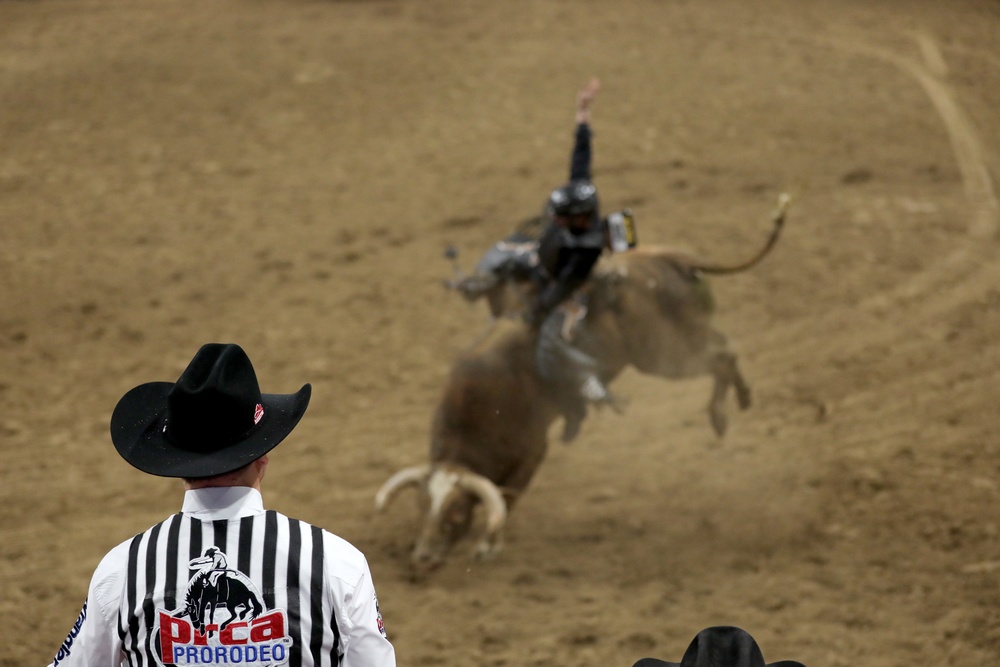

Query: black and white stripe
116,511,341,666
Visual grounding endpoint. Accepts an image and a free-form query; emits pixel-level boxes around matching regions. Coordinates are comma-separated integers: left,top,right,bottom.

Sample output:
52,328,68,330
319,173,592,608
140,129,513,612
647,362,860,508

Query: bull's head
375,463,508,574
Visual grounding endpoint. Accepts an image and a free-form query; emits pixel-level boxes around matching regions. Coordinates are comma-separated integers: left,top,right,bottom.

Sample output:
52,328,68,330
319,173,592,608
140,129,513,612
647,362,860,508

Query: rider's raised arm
575,77,600,125
568,77,600,182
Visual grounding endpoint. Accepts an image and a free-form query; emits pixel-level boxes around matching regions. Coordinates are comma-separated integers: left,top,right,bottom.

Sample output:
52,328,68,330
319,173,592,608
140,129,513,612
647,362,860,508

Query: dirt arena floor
3,0,1000,665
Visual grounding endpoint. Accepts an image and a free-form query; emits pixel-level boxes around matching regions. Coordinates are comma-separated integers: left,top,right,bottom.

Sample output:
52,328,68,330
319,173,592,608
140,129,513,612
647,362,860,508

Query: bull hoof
736,386,752,411
710,410,728,437
473,534,504,560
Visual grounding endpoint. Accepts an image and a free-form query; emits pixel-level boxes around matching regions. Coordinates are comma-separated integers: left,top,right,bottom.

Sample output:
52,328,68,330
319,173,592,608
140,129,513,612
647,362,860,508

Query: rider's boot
579,375,625,414
561,375,622,443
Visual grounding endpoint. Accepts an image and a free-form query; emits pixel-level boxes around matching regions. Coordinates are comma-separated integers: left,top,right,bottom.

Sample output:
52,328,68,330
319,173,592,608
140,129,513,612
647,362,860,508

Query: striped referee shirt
48,486,396,667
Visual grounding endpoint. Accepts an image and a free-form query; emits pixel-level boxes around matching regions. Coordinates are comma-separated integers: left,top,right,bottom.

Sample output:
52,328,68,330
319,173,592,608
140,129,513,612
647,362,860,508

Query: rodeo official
47,343,396,667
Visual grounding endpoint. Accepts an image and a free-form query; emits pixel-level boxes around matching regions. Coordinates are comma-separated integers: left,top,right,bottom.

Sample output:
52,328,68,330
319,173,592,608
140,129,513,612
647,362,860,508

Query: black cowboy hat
633,626,805,667
111,343,311,478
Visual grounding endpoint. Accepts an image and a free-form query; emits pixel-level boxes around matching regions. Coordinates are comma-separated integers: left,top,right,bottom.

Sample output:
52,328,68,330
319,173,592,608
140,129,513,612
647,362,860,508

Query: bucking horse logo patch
156,546,292,666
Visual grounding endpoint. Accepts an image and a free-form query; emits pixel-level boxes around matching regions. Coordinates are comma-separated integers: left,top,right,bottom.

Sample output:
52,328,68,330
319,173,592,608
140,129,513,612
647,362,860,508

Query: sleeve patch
374,594,386,637
52,601,88,666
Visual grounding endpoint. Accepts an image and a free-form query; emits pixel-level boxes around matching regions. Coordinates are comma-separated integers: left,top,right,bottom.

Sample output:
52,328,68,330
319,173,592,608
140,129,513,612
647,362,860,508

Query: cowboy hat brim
633,658,805,667
111,381,311,478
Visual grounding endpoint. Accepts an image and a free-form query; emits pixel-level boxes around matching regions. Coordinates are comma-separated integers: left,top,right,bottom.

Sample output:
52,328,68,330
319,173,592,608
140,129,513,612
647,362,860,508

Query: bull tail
691,193,790,275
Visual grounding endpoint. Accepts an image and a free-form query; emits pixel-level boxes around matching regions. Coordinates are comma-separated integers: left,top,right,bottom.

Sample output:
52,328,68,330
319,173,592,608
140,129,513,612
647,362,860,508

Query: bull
377,195,790,573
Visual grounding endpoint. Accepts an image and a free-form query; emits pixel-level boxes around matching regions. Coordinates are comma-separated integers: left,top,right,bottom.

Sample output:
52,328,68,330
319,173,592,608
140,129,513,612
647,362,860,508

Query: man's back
55,487,393,667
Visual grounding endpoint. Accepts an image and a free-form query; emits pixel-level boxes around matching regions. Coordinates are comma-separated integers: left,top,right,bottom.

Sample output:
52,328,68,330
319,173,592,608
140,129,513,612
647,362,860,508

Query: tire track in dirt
754,29,999,367
670,26,1000,538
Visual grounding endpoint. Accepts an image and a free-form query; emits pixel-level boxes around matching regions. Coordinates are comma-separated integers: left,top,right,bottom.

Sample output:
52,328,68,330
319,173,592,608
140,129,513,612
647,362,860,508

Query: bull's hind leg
706,334,751,436
732,359,751,411
708,366,731,436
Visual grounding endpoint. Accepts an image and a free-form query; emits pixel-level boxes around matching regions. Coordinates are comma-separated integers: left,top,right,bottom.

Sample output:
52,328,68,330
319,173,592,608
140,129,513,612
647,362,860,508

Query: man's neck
183,457,267,491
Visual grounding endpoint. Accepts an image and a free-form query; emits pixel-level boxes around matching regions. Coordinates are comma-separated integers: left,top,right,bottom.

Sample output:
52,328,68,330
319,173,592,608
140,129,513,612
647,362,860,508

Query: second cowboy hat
633,626,805,667
111,343,311,478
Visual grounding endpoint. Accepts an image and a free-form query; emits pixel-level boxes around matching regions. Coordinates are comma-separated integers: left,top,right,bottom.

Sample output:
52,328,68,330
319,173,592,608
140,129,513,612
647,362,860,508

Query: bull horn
374,464,431,511
455,470,508,535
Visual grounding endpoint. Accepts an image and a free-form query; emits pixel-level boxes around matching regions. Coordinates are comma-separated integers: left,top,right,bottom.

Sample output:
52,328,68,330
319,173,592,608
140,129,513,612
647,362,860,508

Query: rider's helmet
546,180,600,236
547,180,599,217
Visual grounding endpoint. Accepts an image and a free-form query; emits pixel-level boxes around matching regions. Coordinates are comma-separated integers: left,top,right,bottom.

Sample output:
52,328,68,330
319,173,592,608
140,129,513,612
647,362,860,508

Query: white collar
181,486,266,520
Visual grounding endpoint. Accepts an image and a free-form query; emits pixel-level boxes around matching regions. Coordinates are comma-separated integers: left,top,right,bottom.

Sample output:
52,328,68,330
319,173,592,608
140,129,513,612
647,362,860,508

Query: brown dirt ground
3,0,1000,665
